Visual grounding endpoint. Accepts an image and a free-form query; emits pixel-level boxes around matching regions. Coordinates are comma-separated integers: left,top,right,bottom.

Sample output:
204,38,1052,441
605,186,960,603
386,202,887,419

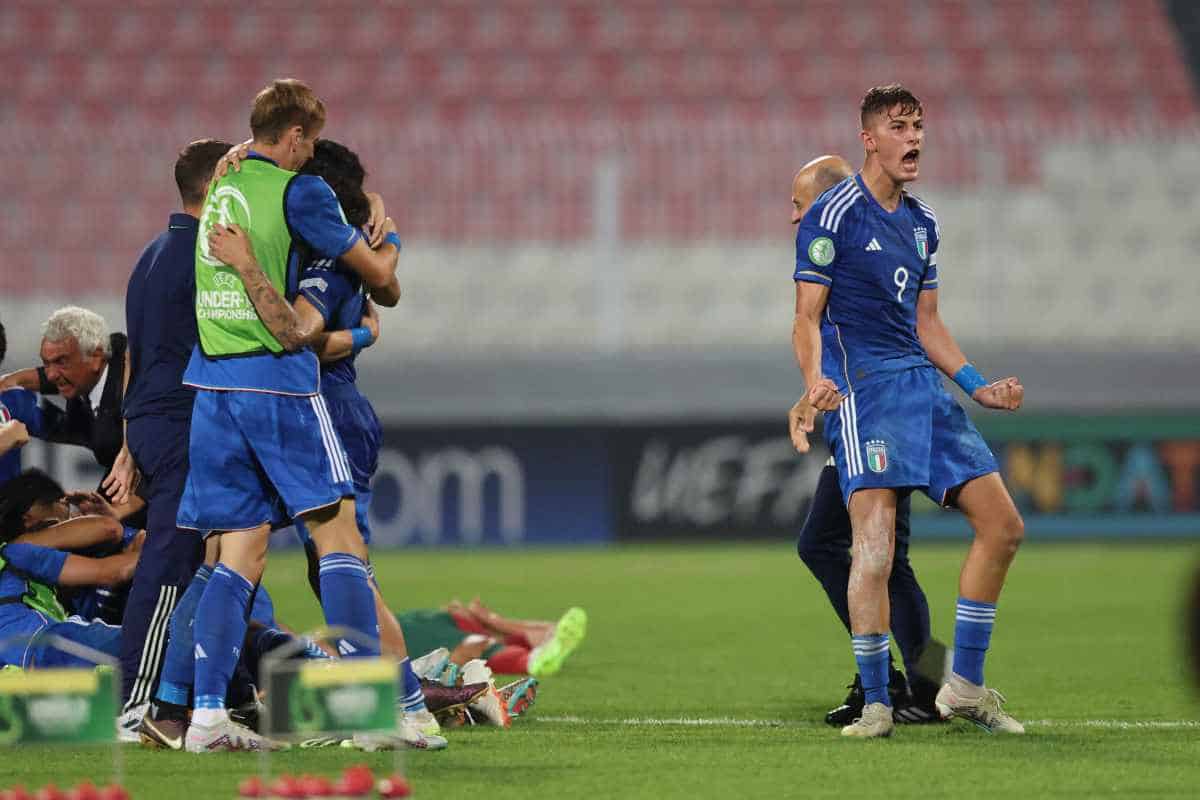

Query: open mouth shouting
901,148,920,172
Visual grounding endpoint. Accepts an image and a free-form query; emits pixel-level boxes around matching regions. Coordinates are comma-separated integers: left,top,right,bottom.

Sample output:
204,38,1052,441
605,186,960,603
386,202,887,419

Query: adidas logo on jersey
865,238,883,251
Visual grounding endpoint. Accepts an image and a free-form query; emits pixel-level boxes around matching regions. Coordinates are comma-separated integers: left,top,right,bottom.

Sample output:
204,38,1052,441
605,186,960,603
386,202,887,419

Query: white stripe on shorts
310,396,352,484
847,393,864,476
838,402,857,477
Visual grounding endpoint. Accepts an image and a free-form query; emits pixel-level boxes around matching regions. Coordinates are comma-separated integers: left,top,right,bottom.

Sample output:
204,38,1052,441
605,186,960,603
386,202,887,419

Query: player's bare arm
13,514,124,551
368,270,402,307
57,550,140,588
793,280,841,411
315,299,380,364
207,140,252,190
0,369,39,391
916,289,1023,411
341,217,402,298
365,191,387,248
207,223,325,352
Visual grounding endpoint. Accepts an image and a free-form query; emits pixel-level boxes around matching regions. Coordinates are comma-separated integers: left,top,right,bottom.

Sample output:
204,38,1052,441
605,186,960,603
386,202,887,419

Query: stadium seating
2,1,1198,356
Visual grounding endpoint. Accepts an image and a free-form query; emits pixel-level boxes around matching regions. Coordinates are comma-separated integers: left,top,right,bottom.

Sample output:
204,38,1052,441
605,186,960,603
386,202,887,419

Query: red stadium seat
2,0,1198,295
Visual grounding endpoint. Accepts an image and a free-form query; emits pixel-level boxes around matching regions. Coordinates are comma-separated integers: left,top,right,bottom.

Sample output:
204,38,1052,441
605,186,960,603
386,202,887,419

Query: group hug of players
0,78,1025,747
0,79,586,753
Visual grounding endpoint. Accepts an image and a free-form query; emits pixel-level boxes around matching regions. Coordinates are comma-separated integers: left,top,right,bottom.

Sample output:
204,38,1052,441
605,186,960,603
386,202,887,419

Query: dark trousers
797,465,931,671
120,415,204,710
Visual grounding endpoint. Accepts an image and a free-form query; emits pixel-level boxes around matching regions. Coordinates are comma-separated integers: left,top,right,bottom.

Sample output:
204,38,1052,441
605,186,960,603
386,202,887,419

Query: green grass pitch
3,541,1199,798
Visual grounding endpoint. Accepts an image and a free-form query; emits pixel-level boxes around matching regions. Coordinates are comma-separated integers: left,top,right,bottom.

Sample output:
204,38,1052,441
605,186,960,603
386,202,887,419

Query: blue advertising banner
365,425,613,547
16,413,1200,546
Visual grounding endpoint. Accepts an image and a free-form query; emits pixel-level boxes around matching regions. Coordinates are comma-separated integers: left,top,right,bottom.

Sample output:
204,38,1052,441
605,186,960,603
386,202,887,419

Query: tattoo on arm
237,266,308,351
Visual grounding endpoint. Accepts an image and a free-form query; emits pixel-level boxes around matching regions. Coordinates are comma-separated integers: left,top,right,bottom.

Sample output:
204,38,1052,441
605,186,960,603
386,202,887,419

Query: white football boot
840,702,895,738
935,677,1025,734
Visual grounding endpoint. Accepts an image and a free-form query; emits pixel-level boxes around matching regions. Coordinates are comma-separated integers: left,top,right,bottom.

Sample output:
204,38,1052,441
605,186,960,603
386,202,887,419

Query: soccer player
200,139,448,751
176,79,401,753
0,472,137,669
397,598,588,678
787,156,942,726
793,85,1026,738
7,470,141,625
111,139,231,736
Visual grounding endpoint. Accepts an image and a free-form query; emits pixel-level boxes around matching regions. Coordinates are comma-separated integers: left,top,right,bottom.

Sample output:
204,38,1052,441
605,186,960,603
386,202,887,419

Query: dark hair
301,139,370,228
250,79,326,144
0,319,6,366
860,84,923,128
0,469,65,542
175,139,234,207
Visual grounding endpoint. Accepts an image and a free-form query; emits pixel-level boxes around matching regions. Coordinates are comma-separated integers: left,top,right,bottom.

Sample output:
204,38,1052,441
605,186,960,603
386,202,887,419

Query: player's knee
1001,509,1025,554
855,551,893,583
852,533,894,582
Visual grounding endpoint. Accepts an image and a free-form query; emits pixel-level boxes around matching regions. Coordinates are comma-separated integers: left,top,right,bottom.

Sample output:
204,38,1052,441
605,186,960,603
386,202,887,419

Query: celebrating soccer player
792,85,1026,738
175,79,402,752
788,156,944,726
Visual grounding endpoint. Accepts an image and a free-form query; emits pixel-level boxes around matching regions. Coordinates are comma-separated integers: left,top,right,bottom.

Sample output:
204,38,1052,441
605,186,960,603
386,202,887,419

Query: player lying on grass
787,156,945,726
0,473,463,748
1,470,146,624
396,598,587,679
0,472,139,669
0,472,319,710
793,85,1025,738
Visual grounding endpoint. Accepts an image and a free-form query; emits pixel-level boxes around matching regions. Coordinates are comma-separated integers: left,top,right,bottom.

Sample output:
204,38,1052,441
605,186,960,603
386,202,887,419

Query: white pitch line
537,716,1200,730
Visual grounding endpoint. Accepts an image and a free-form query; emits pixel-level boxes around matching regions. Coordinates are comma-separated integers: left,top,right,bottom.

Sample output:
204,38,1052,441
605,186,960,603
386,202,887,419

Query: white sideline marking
538,716,1200,730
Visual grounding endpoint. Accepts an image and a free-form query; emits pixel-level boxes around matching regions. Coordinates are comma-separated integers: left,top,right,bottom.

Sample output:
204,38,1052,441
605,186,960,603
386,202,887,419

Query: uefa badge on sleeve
808,236,835,267
865,440,889,473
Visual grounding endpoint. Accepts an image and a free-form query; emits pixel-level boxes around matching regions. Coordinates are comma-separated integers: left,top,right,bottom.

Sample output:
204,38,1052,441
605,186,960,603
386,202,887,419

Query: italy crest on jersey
865,440,889,473
914,227,929,260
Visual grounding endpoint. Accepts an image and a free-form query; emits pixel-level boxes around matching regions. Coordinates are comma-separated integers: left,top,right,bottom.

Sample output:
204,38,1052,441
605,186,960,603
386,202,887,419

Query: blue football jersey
0,542,67,667
794,174,941,393
182,157,361,396
298,254,367,389
0,389,45,486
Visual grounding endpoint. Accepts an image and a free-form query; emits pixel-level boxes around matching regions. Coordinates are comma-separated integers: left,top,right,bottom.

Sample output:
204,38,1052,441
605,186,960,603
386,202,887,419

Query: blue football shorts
177,389,355,533
824,366,998,506
293,384,380,547
26,616,121,669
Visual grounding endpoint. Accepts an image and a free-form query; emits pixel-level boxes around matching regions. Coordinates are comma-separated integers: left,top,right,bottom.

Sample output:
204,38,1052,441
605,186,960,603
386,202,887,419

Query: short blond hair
250,79,326,143
42,306,110,357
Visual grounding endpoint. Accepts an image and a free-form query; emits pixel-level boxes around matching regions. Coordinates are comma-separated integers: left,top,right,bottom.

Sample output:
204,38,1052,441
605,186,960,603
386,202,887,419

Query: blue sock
317,553,380,658
852,633,892,707
953,597,996,686
193,563,254,712
155,565,212,705
398,657,427,714
246,625,294,663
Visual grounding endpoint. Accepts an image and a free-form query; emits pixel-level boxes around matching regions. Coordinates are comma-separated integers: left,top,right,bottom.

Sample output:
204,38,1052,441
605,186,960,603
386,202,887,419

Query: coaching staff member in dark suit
13,306,129,472
0,306,129,478
105,139,234,733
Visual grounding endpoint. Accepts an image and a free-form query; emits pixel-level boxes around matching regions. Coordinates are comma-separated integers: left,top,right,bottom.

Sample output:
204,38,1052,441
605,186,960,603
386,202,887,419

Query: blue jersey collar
168,212,198,231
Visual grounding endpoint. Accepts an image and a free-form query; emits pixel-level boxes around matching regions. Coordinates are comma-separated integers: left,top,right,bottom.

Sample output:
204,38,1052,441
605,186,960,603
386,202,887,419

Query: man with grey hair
1,306,130,472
